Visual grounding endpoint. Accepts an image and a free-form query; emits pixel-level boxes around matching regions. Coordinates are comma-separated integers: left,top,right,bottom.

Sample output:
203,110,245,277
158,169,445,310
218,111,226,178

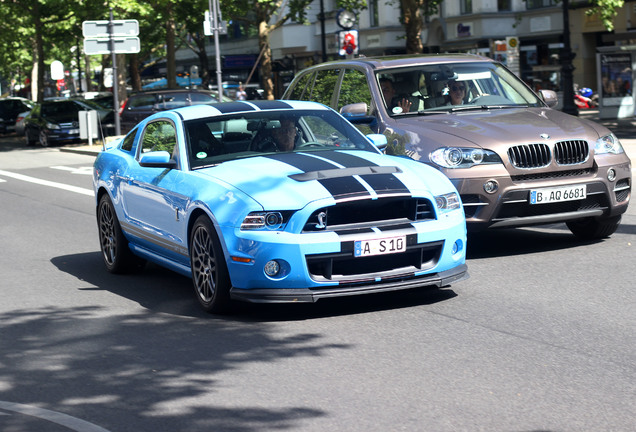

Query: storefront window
600,53,632,105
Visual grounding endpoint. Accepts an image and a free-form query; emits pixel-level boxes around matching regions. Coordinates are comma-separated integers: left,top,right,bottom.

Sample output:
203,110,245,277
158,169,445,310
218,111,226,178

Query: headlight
429,147,502,168
595,133,624,155
45,122,60,130
241,211,287,230
435,192,461,213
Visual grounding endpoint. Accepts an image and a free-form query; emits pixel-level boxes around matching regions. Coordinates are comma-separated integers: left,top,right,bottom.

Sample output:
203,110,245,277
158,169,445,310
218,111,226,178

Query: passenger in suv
283,54,632,239
119,89,223,133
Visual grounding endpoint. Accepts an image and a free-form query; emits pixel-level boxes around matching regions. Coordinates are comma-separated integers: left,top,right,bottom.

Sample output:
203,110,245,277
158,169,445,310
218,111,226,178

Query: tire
189,215,232,314
39,130,49,147
566,215,621,240
97,194,145,273
25,129,35,146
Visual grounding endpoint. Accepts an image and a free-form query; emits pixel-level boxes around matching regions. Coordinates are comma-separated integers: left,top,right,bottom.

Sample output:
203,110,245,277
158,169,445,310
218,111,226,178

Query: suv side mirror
538,89,558,108
340,103,376,124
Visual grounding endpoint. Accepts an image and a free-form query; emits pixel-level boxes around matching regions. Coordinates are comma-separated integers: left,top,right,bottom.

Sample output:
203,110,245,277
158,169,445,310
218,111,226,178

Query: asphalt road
0,132,634,432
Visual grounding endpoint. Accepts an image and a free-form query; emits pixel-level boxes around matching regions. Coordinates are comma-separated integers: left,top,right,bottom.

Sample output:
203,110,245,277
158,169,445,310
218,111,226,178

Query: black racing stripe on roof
249,100,295,110
359,173,410,195
212,102,256,113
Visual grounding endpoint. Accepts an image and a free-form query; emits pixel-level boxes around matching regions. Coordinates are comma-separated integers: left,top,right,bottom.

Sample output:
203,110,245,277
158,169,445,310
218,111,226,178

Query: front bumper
229,264,468,303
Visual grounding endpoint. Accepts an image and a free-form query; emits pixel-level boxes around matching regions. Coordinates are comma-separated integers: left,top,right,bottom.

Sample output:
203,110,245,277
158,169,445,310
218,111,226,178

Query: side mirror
538,89,558,108
139,151,176,168
340,102,376,124
366,133,387,150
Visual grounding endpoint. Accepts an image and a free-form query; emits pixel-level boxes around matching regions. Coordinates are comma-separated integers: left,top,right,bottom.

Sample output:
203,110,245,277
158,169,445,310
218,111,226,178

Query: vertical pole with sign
109,9,121,136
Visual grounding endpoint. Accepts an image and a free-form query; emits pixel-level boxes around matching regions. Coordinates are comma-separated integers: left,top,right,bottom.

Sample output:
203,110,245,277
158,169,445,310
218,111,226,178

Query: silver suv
283,54,632,239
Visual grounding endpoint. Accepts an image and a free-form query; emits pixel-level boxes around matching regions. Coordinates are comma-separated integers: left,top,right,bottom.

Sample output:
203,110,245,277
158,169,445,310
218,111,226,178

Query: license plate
354,235,406,257
530,185,586,204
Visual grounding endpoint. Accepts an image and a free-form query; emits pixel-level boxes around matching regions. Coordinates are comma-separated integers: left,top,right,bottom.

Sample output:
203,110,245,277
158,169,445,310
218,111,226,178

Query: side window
287,71,315,100
311,69,341,107
120,128,137,152
128,95,155,110
337,69,372,112
140,120,177,156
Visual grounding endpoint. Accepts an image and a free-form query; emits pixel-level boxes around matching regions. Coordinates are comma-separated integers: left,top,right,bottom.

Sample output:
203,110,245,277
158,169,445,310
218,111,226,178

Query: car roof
160,100,332,122
302,53,494,71
128,89,216,96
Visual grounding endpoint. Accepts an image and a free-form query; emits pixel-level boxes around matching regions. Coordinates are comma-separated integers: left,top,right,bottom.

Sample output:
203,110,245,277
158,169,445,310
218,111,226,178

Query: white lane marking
0,400,112,431
51,166,94,175
0,169,93,196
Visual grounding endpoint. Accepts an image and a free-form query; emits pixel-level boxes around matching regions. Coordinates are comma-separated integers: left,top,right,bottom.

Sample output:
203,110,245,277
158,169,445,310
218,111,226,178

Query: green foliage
585,0,624,31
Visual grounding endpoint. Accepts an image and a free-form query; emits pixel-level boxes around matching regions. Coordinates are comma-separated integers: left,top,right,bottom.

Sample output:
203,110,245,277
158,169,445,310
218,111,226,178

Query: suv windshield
377,61,542,114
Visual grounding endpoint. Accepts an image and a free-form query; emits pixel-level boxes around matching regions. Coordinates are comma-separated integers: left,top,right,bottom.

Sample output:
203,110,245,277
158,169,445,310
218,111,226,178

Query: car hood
195,150,448,210
394,107,608,154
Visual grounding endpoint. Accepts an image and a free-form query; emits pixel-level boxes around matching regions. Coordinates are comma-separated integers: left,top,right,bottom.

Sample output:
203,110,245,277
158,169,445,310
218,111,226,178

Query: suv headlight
435,192,461,213
430,147,502,168
595,133,624,155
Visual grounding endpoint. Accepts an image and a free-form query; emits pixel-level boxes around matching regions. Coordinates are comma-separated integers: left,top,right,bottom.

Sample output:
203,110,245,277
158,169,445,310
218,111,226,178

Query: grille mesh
554,140,589,165
508,144,551,168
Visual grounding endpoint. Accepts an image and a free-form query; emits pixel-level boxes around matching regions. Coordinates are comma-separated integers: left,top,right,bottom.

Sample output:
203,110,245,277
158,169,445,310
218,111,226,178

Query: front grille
508,143,551,168
554,140,589,165
303,197,435,232
511,168,593,182
306,238,443,282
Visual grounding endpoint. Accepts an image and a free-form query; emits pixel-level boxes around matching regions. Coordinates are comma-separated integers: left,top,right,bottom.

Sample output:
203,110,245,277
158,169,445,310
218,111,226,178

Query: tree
397,0,442,54
222,0,366,100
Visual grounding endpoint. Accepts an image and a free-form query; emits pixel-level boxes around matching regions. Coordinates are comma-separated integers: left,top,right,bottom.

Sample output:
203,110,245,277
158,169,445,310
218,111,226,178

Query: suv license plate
354,236,406,257
530,185,586,205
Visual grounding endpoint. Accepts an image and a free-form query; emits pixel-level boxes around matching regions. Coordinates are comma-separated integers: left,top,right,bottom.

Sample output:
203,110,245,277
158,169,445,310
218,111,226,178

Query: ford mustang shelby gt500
93,100,468,313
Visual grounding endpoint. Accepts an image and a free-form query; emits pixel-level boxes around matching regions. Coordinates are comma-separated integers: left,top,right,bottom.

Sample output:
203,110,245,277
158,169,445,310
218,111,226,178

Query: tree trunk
129,53,142,92
166,3,177,89
258,21,275,100
401,0,424,54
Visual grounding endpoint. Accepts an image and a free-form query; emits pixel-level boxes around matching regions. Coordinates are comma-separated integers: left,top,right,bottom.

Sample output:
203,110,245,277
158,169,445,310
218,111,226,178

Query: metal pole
560,0,579,116
210,0,223,102
320,0,327,62
110,8,121,135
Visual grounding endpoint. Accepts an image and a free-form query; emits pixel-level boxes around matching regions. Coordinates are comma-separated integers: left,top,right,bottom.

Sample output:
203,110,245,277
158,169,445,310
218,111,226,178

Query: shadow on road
51,251,459,322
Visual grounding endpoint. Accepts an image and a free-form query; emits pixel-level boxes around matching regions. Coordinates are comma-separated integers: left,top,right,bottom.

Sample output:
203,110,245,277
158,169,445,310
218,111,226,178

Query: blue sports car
93,100,468,313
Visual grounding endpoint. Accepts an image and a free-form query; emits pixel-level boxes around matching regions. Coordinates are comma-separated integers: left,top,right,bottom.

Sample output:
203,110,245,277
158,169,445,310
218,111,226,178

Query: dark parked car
283,54,632,239
0,97,34,134
24,99,115,147
119,89,231,133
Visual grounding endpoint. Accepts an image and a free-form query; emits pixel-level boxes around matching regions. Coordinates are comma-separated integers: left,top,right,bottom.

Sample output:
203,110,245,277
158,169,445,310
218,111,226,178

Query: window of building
461,0,473,14
525,0,557,9
369,0,379,27
498,0,511,11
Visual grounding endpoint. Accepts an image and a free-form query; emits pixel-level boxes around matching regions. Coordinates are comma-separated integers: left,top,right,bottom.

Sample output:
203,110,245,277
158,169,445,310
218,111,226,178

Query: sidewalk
60,109,636,161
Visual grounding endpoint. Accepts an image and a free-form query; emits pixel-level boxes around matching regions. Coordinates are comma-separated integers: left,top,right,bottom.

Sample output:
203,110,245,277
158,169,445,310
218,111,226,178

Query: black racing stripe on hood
317,151,379,167
359,173,410,195
264,152,370,198
265,152,339,172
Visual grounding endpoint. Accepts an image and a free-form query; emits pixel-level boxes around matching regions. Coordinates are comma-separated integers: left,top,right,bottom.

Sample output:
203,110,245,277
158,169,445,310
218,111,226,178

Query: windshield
186,109,380,169
376,61,543,115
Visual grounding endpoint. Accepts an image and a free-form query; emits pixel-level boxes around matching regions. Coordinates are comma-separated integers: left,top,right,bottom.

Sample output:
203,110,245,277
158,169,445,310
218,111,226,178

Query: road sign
83,37,140,55
82,20,139,38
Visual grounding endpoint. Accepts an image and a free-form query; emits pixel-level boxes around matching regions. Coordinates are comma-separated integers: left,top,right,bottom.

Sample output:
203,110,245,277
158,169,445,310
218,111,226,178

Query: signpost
82,13,140,136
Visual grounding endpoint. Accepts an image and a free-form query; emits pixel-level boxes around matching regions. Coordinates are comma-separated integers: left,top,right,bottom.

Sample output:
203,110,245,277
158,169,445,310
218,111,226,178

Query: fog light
452,239,463,255
607,168,616,181
264,260,281,277
483,180,498,194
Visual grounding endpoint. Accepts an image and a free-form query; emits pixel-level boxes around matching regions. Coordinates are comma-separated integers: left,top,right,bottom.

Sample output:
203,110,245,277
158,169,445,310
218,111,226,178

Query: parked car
14,110,31,136
0,97,34,134
283,54,632,239
24,98,115,147
93,100,468,313
119,89,232,133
